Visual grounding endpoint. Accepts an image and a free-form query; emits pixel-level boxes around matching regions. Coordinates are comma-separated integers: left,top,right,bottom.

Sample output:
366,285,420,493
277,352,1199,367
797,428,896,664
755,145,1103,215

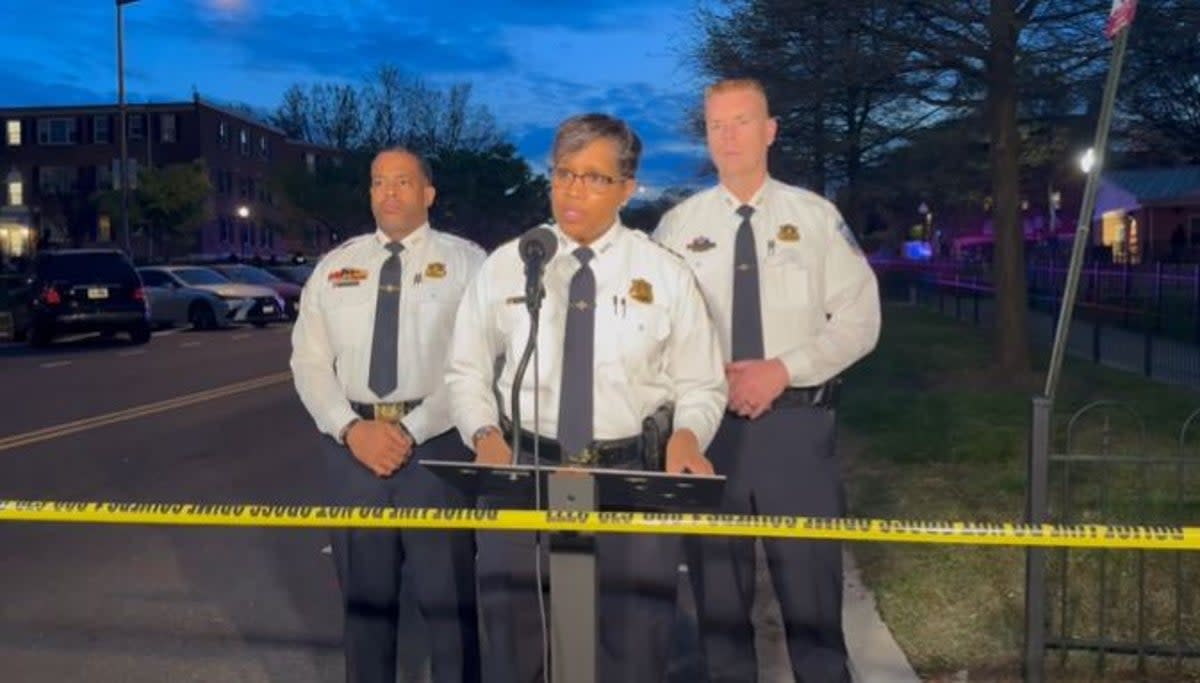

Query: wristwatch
472,425,500,447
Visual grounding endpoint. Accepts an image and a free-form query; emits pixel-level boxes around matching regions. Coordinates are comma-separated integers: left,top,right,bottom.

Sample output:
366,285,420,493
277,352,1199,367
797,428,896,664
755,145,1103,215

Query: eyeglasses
550,167,624,193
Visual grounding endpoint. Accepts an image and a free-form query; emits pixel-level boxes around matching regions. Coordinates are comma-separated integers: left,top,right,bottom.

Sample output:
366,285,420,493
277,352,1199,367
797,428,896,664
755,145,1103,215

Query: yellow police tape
0,499,1196,550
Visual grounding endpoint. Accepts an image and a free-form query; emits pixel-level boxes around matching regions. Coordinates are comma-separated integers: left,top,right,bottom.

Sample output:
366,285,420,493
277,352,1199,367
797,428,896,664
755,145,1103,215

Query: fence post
1122,263,1132,326
1145,264,1161,378
1193,264,1200,346
1024,396,1052,683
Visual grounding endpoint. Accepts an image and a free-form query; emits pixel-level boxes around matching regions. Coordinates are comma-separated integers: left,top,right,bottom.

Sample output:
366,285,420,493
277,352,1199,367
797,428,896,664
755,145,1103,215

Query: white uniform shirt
654,178,881,387
446,222,727,450
291,225,486,444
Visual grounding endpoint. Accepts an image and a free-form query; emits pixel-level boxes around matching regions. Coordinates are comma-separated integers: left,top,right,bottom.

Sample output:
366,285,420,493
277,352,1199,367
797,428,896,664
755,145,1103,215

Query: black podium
423,459,725,683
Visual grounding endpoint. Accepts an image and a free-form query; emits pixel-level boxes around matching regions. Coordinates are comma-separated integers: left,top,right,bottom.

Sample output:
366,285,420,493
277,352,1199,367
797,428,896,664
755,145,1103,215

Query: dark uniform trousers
686,403,850,683
322,431,480,683
476,450,681,683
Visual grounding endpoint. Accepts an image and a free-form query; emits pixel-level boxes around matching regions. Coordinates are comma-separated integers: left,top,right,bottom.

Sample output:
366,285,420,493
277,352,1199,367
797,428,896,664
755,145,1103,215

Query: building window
305,152,316,174
160,113,177,143
95,163,113,190
128,114,145,141
112,158,139,190
37,118,79,145
258,136,269,159
239,129,249,156
38,166,78,194
1190,216,1200,246
7,120,22,146
219,217,229,242
93,115,111,144
6,171,22,206
218,120,229,147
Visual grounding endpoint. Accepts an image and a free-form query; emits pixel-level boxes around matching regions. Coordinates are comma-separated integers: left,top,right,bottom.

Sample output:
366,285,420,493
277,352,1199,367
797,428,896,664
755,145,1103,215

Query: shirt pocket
763,252,811,310
596,301,671,381
323,283,374,351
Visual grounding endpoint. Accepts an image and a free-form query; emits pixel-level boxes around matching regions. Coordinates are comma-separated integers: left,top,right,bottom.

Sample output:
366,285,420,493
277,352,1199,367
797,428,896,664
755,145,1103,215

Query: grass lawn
842,303,1200,681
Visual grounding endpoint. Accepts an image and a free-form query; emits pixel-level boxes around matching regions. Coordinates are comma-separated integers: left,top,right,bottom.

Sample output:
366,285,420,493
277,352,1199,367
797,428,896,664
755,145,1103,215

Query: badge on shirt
686,236,716,252
777,224,800,242
328,267,368,287
424,262,447,279
629,278,653,304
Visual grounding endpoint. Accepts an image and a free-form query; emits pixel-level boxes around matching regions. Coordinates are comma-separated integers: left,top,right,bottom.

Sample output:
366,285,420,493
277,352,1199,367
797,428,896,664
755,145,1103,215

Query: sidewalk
670,543,920,683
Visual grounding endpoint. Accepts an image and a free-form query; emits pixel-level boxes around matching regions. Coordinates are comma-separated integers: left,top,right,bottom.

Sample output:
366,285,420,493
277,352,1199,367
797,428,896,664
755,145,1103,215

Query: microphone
517,226,558,311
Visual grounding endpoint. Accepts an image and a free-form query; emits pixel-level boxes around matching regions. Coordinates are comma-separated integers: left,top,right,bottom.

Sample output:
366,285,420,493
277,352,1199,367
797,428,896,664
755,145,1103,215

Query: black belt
350,399,423,423
730,380,840,416
500,419,643,468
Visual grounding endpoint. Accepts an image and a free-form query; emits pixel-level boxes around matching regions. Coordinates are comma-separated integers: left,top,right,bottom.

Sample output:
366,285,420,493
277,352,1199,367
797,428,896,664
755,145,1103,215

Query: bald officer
291,146,483,683
655,78,881,683
446,113,727,683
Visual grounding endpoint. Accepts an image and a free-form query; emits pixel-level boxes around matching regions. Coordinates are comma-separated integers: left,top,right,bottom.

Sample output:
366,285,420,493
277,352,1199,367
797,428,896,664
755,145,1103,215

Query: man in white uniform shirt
446,113,727,683
291,147,483,683
654,79,881,683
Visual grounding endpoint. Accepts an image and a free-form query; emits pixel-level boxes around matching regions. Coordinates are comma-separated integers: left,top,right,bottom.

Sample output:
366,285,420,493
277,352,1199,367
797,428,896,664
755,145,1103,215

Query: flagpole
1041,16,1133,400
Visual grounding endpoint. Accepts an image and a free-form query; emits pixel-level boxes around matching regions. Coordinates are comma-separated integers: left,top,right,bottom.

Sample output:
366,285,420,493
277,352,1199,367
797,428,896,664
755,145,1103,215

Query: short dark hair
373,145,434,184
551,113,641,179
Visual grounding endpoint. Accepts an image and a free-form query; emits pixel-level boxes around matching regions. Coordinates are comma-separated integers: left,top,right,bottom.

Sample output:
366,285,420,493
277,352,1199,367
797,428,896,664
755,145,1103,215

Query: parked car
138,266,231,330
209,264,303,319
263,263,314,287
17,249,150,346
138,265,285,328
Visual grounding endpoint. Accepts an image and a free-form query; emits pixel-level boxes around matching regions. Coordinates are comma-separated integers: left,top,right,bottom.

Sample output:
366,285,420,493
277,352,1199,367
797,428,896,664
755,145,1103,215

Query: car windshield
175,268,231,286
222,266,282,285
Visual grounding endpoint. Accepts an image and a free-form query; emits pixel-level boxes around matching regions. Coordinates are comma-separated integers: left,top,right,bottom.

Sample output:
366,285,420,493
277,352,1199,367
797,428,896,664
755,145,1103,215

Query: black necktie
368,242,404,398
557,247,595,458
731,204,764,360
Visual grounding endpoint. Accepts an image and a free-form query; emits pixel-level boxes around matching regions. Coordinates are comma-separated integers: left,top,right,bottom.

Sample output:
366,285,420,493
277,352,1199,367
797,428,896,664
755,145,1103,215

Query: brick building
0,95,341,261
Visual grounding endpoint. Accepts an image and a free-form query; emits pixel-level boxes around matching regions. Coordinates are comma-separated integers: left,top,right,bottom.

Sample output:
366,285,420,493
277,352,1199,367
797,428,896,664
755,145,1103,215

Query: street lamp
237,205,250,257
116,0,141,256
1079,147,1097,175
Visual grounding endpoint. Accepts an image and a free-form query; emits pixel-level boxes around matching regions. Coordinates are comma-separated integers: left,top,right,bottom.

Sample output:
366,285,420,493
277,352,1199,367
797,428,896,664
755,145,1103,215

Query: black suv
16,249,151,347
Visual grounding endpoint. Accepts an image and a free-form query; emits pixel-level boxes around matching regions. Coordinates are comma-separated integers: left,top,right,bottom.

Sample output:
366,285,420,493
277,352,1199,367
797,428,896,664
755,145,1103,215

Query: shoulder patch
836,220,863,255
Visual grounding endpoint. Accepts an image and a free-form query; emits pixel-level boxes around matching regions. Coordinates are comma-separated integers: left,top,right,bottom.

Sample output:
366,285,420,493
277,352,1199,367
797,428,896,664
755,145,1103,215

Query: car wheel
252,321,269,328
29,322,53,348
189,301,217,330
128,322,151,345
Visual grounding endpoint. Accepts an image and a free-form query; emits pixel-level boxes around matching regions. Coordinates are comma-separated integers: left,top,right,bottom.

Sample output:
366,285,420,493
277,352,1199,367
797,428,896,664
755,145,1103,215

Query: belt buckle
567,446,600,467
373,402,406,423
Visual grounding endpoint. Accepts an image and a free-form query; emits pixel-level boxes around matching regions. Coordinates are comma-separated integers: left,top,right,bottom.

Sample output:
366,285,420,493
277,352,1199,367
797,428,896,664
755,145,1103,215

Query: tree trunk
988,0,1031,374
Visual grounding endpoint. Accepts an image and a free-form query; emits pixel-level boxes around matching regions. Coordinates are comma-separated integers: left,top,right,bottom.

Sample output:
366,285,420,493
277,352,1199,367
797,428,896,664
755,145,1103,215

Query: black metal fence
1025,399,1200,681
874,259,1200,390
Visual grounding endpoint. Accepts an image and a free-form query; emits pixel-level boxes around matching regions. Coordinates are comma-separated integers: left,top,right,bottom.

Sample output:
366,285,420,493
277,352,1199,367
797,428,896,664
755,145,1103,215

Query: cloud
3,0,711,188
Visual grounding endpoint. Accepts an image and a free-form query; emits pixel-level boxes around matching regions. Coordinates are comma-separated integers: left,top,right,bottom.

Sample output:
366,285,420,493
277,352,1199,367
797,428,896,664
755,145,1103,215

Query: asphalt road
0,326,797,682
0,325,346,682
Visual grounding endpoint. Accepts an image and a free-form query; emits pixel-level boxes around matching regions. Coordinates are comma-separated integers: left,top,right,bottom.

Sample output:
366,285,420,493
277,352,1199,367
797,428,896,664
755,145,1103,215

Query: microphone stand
509,266,546,509
509,254,552,682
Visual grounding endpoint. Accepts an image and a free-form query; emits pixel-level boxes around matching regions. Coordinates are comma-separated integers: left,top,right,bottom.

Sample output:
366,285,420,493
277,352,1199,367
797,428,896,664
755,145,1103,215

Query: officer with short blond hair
655,79,881,683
